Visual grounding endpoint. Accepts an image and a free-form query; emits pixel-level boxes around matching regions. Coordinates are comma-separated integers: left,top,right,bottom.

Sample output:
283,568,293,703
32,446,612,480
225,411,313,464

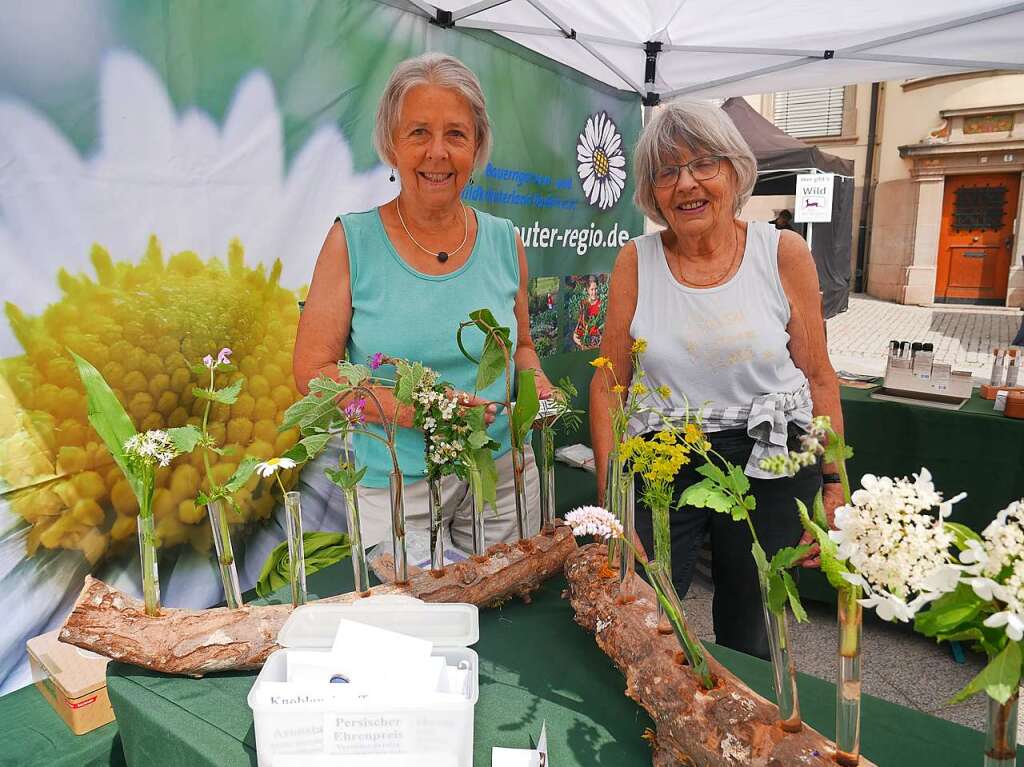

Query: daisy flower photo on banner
577,112,626,210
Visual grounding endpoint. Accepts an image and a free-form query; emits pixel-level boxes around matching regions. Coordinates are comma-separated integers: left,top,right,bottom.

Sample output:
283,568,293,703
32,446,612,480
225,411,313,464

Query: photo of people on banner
527,276,559,358
563,273,609,352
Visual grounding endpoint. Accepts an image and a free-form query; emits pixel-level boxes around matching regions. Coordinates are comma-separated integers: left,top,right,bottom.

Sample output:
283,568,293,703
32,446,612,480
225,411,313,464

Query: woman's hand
531,368,556,400
450,390,498,425
798,482,844,568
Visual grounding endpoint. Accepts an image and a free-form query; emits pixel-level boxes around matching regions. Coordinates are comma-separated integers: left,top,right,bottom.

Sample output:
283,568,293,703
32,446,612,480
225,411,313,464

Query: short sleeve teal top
340,206,519,488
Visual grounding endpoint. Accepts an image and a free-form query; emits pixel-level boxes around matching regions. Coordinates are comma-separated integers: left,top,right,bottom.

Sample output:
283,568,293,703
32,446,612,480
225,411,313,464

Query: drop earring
389,169,396,182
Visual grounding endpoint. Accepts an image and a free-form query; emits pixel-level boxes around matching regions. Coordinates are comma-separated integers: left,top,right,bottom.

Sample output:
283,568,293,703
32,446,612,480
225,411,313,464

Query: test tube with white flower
123,430,183,616
803,463,964,765
256,457,305,606
72,351,201,618
917,499,1024,767
565,506,714,690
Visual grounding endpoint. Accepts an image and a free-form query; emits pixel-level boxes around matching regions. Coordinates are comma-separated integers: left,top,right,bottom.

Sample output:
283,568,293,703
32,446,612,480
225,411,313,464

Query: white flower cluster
961,500,1024,641
831,468,964,622
427,433,465,466
412,375,475,468
566,505,624,540
123,430,180,468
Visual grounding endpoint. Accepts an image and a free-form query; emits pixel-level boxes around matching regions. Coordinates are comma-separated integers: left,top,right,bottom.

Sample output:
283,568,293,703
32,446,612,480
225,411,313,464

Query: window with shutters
772,87,845,138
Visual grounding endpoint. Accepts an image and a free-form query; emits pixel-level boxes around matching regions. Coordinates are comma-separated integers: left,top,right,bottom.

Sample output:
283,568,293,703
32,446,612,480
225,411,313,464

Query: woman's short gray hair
373,53,493,173
633,99,757,226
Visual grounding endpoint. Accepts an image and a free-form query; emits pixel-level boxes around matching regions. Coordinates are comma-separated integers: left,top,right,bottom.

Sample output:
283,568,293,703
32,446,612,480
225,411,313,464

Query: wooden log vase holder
565,543,878,767
59,525,576,677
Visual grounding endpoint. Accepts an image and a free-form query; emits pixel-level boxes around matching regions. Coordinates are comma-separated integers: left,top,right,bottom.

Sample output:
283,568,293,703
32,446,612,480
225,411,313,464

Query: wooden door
936,173,1019,303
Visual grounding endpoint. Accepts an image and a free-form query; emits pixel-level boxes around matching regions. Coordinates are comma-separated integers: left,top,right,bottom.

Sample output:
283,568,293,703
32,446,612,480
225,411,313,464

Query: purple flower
202,354,215,369
369,352,384,370
344,398,367,424
217,347,233,366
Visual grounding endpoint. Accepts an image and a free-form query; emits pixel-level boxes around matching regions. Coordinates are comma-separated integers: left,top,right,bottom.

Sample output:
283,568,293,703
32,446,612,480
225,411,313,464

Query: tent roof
721,97,854,176
401,0,1024,99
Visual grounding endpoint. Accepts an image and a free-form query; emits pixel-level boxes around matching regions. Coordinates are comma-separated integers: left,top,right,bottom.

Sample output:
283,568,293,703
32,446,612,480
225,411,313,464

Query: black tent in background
723,97,855,317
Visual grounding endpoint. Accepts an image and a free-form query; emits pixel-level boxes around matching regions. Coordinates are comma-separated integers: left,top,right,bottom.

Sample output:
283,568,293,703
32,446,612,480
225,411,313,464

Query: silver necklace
395,199,468,263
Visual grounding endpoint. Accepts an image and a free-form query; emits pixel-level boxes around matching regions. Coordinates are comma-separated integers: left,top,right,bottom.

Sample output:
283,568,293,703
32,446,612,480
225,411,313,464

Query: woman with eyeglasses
590,99,843,659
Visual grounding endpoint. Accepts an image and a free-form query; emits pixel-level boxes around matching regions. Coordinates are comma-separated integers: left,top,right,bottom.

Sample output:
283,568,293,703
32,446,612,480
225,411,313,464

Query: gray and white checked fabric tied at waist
628,384,813,480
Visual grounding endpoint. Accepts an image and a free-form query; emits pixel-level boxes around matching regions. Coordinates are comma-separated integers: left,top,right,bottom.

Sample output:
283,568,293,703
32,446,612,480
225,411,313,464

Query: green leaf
337,361,371,387
70,351,143,501
678,478,734,516
951,640,1022,705
945,522,984,552
770,544,813,572
296,433,333,462
224,457,260,493
695,461,729,488
767,570,788,613
256,532,352,599
824,436,854,466
470,447,499,507
467,309,512,392
915,584,985,639
193,377,244,405
166,425,204,454
468,430,491,449
812,491,828,529
726,463,751,497
395,361,426,405
511,370,540,445
782,570,809,623
796,498,850,592
325,463,367,489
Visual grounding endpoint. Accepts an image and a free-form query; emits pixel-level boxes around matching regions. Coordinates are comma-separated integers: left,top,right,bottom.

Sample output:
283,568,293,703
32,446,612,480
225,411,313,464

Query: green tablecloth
840,384,1024,532
2,681,125,767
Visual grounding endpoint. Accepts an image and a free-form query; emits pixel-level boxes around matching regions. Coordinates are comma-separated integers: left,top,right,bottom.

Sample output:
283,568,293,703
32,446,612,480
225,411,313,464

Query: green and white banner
0,0,641,690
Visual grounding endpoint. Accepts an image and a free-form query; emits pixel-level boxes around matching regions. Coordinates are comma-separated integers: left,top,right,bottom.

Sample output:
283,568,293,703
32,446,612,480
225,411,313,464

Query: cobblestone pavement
826,294,1023,379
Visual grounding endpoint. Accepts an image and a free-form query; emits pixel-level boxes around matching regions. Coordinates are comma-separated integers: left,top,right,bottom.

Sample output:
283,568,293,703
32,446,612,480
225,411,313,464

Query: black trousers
634,427,821,660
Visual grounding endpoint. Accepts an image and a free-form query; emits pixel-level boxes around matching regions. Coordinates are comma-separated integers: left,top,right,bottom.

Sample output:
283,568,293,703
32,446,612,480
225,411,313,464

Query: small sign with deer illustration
795,173,834,223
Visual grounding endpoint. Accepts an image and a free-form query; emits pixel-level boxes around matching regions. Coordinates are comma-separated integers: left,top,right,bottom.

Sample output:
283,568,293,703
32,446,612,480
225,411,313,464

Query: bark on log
59,525,576,677
565,544,877,767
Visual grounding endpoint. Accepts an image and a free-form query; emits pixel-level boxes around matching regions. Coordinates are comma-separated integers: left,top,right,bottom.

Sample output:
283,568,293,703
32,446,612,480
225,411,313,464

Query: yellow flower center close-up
0,237,303,563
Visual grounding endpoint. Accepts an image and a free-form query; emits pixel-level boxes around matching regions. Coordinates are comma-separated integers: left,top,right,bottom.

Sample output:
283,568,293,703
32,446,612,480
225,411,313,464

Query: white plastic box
248,596,479,767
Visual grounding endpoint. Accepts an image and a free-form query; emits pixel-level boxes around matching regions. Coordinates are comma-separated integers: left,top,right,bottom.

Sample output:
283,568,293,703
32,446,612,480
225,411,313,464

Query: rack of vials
881,340,974,404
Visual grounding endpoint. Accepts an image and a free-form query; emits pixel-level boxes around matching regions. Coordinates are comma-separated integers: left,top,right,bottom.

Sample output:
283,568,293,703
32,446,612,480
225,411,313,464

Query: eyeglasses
652,155,724,188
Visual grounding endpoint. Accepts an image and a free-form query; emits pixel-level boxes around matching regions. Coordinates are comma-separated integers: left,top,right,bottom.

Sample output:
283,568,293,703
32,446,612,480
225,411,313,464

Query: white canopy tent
394,0,1024,101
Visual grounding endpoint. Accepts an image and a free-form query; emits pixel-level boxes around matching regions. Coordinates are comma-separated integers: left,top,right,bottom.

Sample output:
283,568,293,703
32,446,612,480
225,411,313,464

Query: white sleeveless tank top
629,221,808,413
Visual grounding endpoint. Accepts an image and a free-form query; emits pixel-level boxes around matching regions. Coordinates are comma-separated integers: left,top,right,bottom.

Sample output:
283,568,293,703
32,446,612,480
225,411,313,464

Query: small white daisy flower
255,457,297,477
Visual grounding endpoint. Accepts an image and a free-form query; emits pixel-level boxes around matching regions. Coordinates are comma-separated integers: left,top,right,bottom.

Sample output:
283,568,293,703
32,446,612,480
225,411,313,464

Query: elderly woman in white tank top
591,100,844,660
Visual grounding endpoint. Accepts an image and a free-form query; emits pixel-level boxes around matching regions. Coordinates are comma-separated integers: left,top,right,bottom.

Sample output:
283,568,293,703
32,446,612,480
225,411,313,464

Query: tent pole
855,82,882,293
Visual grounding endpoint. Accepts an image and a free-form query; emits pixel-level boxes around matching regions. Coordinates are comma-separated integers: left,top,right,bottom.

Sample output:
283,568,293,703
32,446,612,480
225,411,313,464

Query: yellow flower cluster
590,356,613,369
683,422,712,452
0,237,302,563
620,430,692,485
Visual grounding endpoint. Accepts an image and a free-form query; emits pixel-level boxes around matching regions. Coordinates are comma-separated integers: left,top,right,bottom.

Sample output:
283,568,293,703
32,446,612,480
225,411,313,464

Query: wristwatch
822,472,842,485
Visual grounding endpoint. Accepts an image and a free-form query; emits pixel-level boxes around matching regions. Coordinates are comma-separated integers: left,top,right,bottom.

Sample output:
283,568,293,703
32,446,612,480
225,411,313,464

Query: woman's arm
591,242,639,503
777,230,845,540
292,220,416,428
511,234,555,399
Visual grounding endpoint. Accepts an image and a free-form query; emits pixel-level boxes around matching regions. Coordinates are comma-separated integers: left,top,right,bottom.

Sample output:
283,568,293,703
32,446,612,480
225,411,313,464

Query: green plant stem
349,384,402,479
839,586,862,657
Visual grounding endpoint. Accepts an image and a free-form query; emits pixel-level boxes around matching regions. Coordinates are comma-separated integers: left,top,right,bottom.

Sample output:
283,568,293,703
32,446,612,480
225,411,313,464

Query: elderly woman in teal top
293,53,553,552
